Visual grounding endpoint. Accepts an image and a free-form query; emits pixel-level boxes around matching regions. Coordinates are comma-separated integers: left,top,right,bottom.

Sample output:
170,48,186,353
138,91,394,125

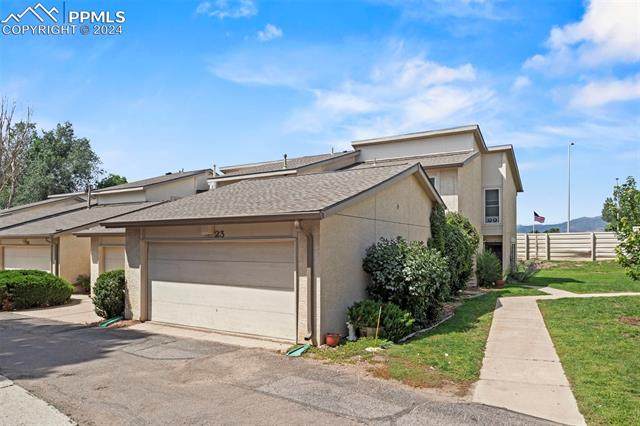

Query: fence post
591,232,596,261
535,233,539,259
546,233,551,261
525,234,530,260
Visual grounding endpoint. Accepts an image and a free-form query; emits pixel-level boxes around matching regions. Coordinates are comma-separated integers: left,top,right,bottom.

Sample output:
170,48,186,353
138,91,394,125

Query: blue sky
0,0,638,225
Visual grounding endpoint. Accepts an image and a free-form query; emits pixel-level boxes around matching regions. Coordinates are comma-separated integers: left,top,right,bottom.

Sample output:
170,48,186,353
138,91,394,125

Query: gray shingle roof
0,202,161,237
0,195,83,216
219,151,355,177
0,201,86,230
105,164,428,226
92,169,210,193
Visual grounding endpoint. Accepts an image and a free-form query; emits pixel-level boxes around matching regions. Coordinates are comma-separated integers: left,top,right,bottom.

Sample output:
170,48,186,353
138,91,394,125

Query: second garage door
148,240,296,341
4,245,51,272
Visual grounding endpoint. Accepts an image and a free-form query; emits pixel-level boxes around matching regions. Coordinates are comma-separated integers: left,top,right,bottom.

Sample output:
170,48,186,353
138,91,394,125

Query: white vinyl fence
517,232,619,261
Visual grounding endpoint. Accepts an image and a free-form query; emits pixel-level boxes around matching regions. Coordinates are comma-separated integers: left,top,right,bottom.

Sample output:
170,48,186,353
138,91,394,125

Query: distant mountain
517,216,608,233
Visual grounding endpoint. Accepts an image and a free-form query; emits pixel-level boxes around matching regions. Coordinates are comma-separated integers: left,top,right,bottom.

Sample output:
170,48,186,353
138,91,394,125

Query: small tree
603,177,640,279
428,204,446,254
97,174,127,189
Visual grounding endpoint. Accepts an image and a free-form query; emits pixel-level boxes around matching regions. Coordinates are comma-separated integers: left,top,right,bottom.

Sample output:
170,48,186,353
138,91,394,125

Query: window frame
484,187,501,224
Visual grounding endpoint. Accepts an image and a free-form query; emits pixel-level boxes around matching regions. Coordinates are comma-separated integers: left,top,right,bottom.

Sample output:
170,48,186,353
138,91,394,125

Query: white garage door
103,247,125,272
148,240,296,341
4,246,51,272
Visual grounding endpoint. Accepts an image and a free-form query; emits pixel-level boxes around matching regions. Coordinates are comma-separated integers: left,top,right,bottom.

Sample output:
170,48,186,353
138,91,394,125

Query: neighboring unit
352,125,523,269
0,170,211,286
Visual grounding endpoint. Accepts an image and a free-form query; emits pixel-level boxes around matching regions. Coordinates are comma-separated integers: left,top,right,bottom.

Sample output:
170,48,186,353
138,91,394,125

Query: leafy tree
0,99,35,209
13,122,103,205
97,174,127,189
544,227,561,233
603,177,640,280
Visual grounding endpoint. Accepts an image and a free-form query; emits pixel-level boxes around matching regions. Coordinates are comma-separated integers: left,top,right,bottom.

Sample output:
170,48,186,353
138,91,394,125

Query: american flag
534,211,545,223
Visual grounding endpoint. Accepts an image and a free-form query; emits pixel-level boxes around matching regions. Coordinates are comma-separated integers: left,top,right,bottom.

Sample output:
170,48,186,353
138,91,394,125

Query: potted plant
325,333,341,347
495,272,506,289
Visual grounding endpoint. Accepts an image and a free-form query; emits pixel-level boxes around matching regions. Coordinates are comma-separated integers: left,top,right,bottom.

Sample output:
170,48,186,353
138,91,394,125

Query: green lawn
528,261,640,293
309,285,544,394
538,296,640,426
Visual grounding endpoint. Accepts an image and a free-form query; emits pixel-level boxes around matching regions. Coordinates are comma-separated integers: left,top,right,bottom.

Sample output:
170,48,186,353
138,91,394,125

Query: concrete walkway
473,288,640,425
0,375,73,425
13,295,101,324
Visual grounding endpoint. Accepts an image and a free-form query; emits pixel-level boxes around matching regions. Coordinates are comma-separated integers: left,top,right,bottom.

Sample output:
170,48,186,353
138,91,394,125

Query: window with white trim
485,189,500,223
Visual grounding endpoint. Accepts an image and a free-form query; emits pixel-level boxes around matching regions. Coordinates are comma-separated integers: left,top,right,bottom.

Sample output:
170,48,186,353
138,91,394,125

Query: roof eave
102,211,324,228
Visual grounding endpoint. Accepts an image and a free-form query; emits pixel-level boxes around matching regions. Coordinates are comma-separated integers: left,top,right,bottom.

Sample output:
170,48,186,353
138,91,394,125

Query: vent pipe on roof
212,163,217,176
283,154,288,169
86,185,92,209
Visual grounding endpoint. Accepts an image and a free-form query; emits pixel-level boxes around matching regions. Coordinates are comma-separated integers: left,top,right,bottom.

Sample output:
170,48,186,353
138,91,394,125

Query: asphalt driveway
0,312,555,425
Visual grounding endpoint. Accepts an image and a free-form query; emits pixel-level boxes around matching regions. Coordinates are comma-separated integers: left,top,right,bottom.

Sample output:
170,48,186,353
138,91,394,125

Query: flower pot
495,279,505,288
325,333,341,347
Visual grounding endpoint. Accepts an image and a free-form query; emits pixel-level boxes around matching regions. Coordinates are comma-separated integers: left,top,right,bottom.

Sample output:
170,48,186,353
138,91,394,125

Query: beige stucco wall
58,234,90,283
357,132,476,162
96,174,210,205
317,174,433,340
502,153,518,270
455,154,483,248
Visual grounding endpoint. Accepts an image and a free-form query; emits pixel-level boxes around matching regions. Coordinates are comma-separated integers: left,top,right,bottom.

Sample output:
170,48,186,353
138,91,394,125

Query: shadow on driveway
0,312,558,425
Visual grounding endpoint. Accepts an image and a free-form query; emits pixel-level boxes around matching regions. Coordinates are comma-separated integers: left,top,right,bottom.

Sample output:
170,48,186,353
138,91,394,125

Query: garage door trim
145,237,298,342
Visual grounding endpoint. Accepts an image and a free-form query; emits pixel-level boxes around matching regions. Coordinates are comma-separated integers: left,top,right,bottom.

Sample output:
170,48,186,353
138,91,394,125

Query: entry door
148,240,296,341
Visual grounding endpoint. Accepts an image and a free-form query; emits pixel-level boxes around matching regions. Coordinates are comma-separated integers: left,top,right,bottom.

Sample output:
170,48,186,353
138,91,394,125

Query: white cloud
257,24,283,42
287,55,493,138
511,75,531,91
570,74,640,108
196,0,257,19
525,0,640,72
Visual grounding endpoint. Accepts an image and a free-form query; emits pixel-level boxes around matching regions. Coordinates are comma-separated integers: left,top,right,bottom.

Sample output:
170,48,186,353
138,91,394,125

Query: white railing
516,232,619,261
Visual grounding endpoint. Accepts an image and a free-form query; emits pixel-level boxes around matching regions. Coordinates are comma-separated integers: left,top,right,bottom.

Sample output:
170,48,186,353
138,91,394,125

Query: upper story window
485,188,500,224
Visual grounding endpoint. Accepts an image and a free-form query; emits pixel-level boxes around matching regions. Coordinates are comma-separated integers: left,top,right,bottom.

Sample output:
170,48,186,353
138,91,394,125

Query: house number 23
214,230,225,238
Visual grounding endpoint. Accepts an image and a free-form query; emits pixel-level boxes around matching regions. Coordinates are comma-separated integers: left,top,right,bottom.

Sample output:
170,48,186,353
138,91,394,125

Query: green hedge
92,269,125,319
363,237,451,324
0,270,73,309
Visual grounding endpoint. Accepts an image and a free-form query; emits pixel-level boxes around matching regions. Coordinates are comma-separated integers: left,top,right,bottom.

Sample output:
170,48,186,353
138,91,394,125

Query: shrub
363,237,451,324
508,261,541,283
0,270,73,309
446,212,480,249
347,299,415,342
443,223,474,295
428,204,447,254
0,283,7,307
92,269,125,319
75,274,91,293
429,206,478,295
475,251,502,287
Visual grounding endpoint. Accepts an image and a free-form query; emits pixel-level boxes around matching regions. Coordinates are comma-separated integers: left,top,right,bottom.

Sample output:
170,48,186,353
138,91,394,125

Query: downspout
294,220,314,341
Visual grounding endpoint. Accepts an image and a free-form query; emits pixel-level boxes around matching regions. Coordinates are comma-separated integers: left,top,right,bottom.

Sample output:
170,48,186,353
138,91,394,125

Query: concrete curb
0,375,75,425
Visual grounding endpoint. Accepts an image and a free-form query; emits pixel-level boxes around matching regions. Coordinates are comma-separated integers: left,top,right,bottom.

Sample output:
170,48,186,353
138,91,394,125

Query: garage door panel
149,259,294,290
103,247,124,272
149,241,293,263
148,240,296,341
151,300,294,340
4,246,50,271
152,280,293,313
